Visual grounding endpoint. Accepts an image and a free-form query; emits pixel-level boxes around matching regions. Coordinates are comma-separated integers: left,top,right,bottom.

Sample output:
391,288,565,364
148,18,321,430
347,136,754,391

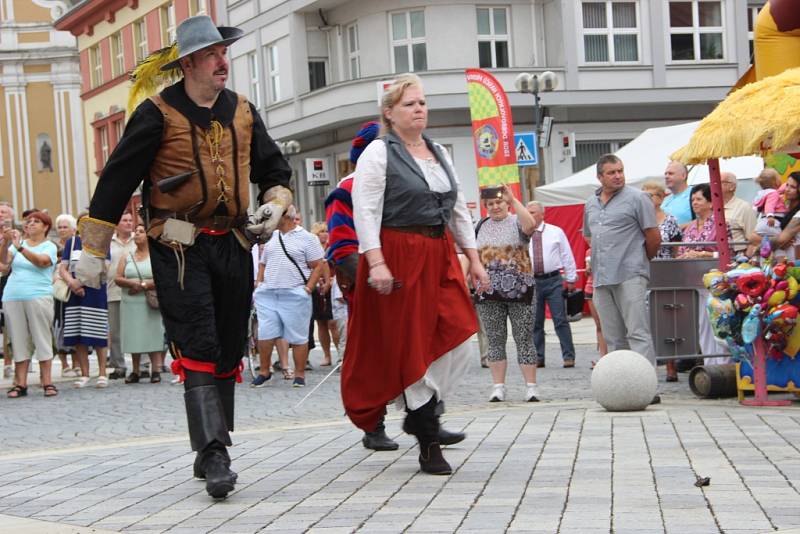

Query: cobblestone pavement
1,320,800,533
1,319,695,454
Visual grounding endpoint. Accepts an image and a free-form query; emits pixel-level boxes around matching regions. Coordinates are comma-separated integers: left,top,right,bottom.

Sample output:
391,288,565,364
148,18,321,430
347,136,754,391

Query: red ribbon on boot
171,357,244,383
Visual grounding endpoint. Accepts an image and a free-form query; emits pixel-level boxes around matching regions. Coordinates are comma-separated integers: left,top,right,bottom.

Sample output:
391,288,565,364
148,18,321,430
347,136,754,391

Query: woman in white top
343,73,489,476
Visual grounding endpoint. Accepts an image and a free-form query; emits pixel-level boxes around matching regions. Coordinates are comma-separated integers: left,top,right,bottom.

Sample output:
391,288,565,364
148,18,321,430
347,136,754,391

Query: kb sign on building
305,158,330,186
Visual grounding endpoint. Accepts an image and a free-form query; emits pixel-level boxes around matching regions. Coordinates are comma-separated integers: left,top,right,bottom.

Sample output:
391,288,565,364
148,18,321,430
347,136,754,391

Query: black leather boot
404,400,466,446
362,415,399,451
184,384,236,498
403,397,452,475
435,401,465,446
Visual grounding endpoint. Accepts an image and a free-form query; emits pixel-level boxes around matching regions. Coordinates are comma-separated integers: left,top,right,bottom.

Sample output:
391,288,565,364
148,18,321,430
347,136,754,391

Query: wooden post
707,158,731,270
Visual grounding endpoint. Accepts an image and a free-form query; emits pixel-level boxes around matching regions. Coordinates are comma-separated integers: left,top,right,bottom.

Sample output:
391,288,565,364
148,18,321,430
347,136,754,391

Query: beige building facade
0,0,87,219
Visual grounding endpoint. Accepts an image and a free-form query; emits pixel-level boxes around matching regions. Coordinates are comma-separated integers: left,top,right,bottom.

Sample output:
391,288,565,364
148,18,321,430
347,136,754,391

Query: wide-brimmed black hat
161,15,243,71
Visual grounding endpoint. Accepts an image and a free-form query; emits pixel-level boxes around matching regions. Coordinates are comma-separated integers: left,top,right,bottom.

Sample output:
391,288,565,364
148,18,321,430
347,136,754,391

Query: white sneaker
3,365,12,379
489,384,506,402
525,385,540,402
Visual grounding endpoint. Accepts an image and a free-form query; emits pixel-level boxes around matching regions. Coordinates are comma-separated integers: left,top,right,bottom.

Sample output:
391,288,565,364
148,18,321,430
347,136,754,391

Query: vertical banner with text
465,68,521,208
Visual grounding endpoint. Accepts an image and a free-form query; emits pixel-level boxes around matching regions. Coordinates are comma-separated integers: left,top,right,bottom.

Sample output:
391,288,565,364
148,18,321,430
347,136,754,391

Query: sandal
74,376,90,388
125,373,140,384
7,385,27,398
281,368,294,380
150,372,161,384
43,384,58,397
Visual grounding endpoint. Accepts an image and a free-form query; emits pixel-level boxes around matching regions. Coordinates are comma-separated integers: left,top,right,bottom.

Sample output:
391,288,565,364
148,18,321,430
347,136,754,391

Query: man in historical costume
325,122,467,453
74,16,292,499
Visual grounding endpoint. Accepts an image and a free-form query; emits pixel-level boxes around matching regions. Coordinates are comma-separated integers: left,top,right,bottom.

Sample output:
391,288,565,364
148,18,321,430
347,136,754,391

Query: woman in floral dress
475,185,538,403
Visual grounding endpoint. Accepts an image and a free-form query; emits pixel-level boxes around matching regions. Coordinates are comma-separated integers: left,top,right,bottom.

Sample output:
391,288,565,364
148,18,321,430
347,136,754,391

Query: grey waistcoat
381,132,458,227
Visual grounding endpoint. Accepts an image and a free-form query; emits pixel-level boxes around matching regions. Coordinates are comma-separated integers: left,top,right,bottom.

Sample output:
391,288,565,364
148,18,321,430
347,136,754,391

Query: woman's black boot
403,397,452,475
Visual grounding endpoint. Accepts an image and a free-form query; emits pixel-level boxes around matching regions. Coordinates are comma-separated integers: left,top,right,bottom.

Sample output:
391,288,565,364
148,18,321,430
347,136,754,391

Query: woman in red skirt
343,74,489,475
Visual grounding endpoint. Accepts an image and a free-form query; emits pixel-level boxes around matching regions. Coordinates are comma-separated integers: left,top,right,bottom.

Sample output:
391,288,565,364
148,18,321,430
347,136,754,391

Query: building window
134,18,148,63
98,125,110,168
189,0,207,16
266,44,280,103
346,23,360,80
111,32,125,77
308,60,327,91
390,10,427,72
248,52,261,109
572,139,631,172
668,1,724,62
477,7,510,68
113,118,125,147
90,45,103,88
747,4,760,60
161,1,176,46
580,1,639,63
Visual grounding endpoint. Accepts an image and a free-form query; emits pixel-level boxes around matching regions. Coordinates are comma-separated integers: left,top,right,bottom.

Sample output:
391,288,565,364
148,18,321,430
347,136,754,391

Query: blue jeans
533,275,575,363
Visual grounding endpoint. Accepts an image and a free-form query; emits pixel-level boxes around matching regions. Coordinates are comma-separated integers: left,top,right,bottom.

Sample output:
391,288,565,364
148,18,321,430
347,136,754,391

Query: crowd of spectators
0,151,774,402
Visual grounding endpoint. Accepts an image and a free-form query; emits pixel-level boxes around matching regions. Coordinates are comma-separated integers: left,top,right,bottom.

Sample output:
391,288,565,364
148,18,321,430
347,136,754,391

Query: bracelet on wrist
369,260,385,269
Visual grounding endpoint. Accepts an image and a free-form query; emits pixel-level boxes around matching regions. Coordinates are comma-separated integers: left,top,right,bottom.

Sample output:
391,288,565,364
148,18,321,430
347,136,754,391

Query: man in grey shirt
584,154,662,401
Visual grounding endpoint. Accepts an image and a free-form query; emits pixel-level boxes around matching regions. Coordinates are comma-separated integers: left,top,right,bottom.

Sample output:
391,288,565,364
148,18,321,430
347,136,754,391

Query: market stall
672,67,800,406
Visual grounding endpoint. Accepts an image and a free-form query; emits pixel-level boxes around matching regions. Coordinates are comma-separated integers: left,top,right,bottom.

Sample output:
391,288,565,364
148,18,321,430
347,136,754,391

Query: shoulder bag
278,232,309,285
129,252,159,310
52,238,74,302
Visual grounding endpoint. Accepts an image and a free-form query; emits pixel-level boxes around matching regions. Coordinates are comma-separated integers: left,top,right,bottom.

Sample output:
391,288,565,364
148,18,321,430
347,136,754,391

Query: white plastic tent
534,122,765,206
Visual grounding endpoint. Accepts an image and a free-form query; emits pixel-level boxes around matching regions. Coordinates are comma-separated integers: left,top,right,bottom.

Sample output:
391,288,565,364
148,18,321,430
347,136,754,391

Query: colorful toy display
704,253,800,363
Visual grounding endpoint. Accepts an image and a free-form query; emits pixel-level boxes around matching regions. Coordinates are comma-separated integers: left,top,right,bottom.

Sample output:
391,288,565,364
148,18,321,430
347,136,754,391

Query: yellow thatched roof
672,67,800,164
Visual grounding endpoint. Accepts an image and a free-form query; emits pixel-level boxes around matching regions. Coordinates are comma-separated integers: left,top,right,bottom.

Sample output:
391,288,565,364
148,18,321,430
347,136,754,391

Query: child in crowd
753,168,787,237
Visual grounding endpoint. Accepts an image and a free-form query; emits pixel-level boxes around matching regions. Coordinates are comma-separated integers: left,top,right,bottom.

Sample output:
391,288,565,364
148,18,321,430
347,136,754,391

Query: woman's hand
317,277,330,295
469,261,491,294
10,230,21,250
368,263,395,295
1,227,13,245
69,277,85,297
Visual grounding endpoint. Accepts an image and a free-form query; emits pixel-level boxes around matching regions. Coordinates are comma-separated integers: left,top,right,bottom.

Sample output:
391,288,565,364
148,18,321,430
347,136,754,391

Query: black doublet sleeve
88,100,164,224
249,103,292,201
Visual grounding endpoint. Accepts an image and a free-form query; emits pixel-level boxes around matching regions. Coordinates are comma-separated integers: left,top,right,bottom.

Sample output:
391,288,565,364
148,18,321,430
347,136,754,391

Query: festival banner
465,68,521,201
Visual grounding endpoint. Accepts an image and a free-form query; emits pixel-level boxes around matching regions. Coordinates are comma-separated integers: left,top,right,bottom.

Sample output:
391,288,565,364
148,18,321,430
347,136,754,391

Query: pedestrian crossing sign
514,132,538,167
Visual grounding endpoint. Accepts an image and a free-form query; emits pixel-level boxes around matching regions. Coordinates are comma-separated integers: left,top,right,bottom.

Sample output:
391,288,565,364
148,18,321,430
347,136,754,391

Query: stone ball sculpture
591,349,657,411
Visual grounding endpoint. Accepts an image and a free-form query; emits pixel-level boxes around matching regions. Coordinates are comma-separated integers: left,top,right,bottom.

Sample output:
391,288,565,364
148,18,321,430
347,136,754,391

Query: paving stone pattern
3,403,800,532
1,333,799,533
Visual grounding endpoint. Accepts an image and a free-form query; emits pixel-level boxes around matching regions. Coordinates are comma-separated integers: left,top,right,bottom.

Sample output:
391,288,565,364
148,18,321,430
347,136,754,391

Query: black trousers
149,233,253,375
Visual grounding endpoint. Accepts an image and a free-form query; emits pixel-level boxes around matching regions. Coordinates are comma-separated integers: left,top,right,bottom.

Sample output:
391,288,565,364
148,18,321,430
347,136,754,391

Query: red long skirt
341,228,478,432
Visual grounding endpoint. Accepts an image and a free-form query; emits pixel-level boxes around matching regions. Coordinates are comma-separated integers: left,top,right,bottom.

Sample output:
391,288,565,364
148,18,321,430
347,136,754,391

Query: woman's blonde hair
641,180,666,197
310,221,327,236
380,73,424,133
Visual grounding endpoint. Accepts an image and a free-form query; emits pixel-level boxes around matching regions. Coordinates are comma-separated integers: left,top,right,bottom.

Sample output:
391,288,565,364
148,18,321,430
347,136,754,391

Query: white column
3,90,19,211
66,86,88,211
17,90,34,209
53,88,69,215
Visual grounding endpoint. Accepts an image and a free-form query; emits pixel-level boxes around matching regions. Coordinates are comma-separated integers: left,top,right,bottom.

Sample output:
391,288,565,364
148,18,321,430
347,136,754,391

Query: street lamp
514,71,558,195
279,139,301,156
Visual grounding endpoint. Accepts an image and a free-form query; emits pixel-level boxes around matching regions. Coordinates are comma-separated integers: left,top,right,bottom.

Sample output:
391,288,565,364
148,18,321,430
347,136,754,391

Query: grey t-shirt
583,185,656,287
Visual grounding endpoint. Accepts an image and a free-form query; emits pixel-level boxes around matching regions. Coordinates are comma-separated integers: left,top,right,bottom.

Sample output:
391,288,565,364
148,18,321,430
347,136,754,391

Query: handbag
52,237,74,302
129,252,159,310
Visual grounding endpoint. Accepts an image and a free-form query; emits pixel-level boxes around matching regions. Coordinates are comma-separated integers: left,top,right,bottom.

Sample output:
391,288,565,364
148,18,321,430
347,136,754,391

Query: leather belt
387,225,445,238
534,270,561,280
150,208,247,231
